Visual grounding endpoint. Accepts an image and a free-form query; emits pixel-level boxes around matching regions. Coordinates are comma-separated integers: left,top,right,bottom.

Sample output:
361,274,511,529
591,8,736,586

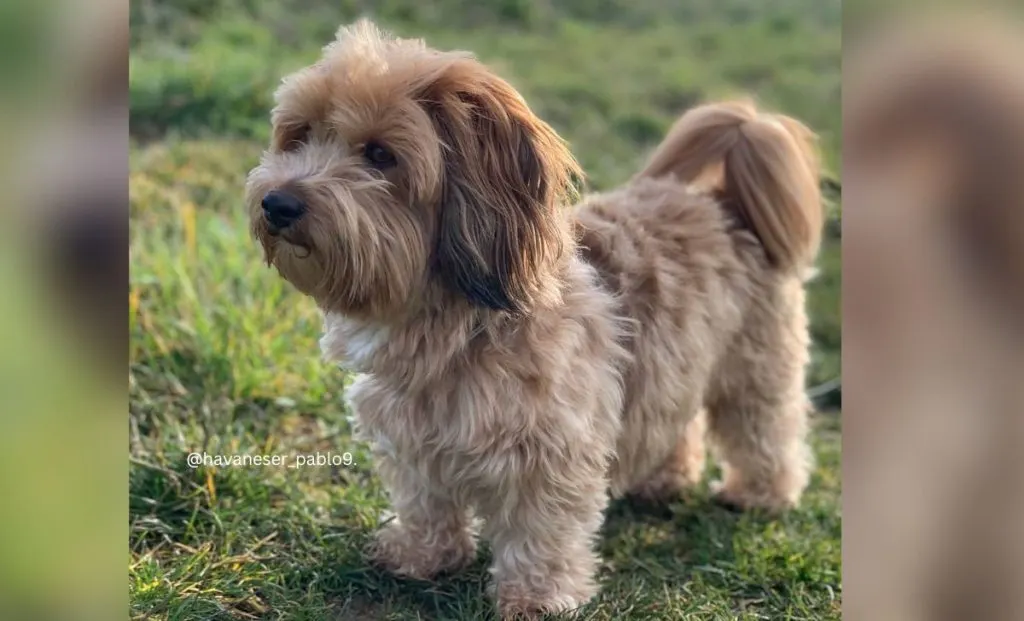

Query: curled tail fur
639,99,823,271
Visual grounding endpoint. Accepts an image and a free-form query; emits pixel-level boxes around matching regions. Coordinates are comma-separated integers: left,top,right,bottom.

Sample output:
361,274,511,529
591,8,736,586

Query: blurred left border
0,0,128,619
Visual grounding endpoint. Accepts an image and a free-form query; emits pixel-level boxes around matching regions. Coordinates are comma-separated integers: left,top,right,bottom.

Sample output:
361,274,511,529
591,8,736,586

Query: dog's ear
423,61,581,313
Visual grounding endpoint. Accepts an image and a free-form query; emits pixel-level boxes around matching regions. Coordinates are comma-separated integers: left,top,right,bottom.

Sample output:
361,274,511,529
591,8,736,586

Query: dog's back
574,100,822,508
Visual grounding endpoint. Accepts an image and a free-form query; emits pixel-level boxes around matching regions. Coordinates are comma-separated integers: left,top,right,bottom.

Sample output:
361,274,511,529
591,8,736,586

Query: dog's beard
255,208,380,314
259,225,313,266
257,223,331,299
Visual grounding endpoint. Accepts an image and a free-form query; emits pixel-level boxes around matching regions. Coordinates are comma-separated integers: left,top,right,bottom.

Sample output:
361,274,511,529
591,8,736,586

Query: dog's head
246,20,580,318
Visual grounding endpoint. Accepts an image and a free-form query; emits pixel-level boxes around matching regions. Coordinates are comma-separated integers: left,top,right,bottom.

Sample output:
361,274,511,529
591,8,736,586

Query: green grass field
129,1,841,618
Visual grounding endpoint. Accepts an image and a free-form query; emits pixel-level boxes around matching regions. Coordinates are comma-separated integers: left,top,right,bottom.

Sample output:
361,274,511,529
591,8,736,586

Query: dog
246,20,823,619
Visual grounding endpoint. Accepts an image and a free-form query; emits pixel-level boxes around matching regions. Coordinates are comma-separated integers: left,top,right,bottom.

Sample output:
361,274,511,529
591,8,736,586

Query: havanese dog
246,19,823,619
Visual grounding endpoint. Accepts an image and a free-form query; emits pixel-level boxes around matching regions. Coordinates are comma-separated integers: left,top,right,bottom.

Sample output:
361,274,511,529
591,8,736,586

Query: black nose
262,190,306,229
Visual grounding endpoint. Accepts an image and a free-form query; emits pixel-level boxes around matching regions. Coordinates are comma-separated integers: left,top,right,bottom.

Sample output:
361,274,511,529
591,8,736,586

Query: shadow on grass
294,492,762,620
299,535,496,621
599,492,755,584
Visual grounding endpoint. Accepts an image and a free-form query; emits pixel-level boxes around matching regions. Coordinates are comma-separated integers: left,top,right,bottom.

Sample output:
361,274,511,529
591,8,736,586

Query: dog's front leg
480,469,609,619
368,456,477,580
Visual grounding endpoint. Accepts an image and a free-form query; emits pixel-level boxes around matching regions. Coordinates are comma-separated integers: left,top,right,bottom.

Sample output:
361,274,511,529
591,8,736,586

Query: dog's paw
493,582,590,620
710,479,797,513
628,467,701,503
496,598,582,621
367,522,476,580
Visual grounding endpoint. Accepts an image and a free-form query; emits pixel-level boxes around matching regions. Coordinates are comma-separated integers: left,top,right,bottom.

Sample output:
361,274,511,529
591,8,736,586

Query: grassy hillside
129,1,841,619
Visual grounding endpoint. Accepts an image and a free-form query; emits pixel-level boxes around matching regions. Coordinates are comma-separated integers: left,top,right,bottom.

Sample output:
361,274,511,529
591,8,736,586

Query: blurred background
844,4,1024,621
0,0,125,619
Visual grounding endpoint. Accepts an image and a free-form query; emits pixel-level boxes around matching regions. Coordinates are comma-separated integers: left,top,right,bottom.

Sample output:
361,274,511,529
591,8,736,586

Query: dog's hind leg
628,410,707,501
705,278,813,512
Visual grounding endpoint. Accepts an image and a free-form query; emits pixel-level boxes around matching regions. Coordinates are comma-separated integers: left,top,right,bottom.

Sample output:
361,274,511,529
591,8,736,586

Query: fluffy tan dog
246,20,822,619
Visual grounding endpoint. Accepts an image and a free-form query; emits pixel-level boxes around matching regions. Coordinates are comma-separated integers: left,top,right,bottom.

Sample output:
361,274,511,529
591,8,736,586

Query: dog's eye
282,123,311,152
363,141,397,169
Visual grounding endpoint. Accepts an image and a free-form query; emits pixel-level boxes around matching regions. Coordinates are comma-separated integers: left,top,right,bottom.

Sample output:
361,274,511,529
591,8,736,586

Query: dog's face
246,20,580,318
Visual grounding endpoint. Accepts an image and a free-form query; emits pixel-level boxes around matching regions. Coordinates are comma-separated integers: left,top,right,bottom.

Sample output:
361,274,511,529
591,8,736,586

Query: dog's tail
638,99,823,271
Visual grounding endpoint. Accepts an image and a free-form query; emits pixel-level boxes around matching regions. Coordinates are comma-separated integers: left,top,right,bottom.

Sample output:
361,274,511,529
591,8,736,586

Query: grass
130,1,841,618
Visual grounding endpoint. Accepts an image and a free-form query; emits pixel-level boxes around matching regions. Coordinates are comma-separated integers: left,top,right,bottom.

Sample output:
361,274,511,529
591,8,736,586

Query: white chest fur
319,312,391,372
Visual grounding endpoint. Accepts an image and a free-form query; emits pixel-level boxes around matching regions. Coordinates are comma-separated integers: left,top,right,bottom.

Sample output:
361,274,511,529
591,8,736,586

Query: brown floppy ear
424,61,581,313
